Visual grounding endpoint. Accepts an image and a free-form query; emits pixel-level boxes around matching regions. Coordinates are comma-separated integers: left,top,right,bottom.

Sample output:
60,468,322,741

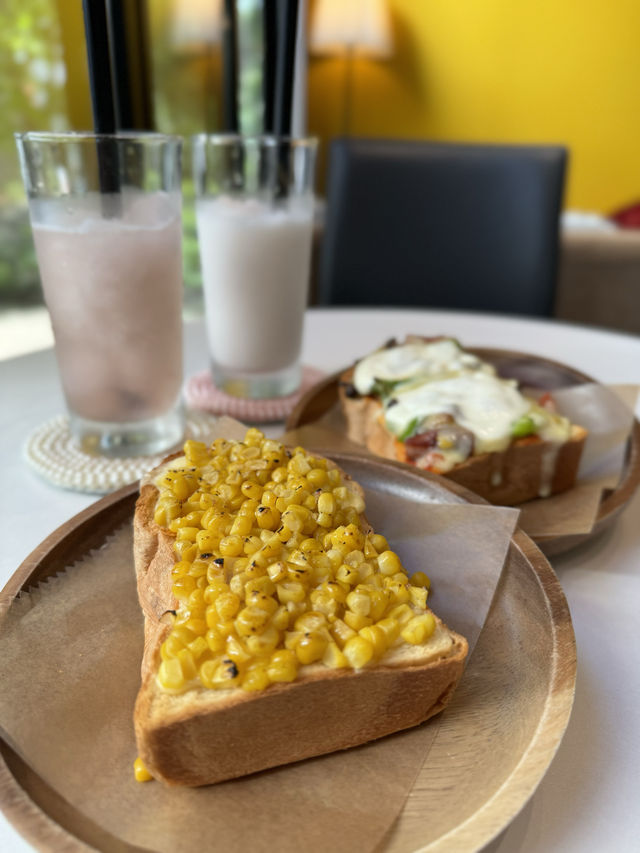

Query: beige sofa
555,228,640,336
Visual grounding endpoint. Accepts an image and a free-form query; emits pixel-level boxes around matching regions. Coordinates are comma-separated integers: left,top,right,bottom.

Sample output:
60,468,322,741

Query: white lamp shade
310,0,393,57
171,0,223,51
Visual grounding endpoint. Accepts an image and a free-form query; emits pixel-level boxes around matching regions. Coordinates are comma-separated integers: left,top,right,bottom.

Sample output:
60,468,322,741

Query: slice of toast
133,434,468,787
339,364,587,507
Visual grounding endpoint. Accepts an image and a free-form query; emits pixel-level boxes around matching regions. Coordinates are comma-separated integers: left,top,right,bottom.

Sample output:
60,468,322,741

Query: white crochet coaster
23,410,223,495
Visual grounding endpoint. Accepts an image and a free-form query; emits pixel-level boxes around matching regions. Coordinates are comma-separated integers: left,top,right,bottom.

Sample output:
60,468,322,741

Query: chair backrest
317,138,568,316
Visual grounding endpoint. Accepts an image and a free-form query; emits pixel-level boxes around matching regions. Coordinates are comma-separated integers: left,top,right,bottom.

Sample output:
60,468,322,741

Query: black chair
317,138,568,316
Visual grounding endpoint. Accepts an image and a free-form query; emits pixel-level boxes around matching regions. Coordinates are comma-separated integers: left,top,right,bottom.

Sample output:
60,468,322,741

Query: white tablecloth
2,308,639,852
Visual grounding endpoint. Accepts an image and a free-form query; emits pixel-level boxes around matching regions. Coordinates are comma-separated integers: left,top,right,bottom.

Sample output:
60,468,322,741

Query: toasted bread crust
133,453,468,787
338,368,587,506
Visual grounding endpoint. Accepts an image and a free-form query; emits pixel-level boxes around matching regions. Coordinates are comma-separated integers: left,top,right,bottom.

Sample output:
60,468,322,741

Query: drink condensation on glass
15,132,185,457
192,135,317,399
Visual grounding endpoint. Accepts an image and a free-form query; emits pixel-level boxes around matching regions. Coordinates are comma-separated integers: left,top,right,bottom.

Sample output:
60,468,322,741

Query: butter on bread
338,338,587,506
133,433,468,787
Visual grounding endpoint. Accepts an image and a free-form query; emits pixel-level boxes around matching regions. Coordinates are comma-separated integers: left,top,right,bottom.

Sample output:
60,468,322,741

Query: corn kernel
377,550,403,576
343,635,374,669
344,610,373,631
267,649,298,682
157,658,185,690
401,613,436,645
133,756,153,782
323,641,348,668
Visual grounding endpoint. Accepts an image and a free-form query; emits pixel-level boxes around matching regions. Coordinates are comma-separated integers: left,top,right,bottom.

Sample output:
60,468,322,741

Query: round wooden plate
286,347,640,556
0,456,576,853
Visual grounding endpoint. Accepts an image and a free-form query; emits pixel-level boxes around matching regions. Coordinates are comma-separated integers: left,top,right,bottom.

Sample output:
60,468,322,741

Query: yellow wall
308,0,640,212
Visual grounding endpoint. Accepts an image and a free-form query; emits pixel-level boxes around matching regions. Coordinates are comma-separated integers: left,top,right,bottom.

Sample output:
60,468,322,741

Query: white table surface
1,307,639,852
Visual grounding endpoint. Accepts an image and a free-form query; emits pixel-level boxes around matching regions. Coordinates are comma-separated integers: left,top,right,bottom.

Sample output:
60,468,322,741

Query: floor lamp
310,0,393,134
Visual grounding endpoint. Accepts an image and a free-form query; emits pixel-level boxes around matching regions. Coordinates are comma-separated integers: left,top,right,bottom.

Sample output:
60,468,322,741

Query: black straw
222,0,239,132
272,0,299,137
263,0,277,133
82,0,120,206
106,0,134,130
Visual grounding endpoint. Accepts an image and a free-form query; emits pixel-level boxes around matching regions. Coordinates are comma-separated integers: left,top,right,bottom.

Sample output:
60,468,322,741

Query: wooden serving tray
286,347,640,557
0,457,577,853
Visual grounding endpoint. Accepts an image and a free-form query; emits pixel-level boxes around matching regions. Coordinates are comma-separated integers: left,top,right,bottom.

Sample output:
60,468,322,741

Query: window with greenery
0,0,268,320
0,0,67,307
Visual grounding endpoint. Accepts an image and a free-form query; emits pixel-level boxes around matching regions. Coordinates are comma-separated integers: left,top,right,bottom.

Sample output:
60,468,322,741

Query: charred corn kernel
267,649,298,682
256,505,280,530
200,657,242,689
195,530,217,554
245,623,280,655
134,756,153,782
336,564,359,585
411,571,431,589
386,580,411,604
240,480,263,500
235,606,270,636
343,635,374,669
377,550,403,576
245,576,276,597
401,613,436,645
266,560,288,583
295,632,328,664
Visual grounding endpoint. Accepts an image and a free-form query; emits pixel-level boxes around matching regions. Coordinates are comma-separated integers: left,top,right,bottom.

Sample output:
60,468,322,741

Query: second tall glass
192,135,318,399
16,132,185,456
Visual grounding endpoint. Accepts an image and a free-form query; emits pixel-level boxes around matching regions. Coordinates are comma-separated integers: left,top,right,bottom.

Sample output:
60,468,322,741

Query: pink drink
196,196,313,396
30,190,183,426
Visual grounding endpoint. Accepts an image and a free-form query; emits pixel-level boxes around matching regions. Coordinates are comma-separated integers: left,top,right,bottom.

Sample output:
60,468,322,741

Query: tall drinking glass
15,132,185,457
192,134,318,398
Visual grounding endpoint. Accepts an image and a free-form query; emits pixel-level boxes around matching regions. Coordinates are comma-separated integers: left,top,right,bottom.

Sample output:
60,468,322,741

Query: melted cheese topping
385,373,532,454
353,339,492,395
